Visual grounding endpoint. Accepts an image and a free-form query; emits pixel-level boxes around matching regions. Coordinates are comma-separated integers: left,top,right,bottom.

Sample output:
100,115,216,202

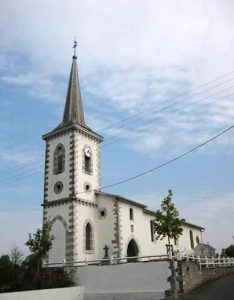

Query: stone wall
180,261,234,293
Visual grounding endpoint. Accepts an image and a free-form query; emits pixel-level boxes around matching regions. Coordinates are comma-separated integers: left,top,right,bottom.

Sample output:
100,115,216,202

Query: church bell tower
42,43,103,263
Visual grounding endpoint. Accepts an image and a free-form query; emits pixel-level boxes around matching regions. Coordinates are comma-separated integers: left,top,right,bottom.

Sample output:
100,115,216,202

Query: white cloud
0,0,233,153
1,72,61,102
0,147,41,166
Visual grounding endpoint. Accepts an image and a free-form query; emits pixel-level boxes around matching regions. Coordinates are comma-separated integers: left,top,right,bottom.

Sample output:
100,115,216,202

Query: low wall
0,287,84,300
180,261,234,293
74,260,170,294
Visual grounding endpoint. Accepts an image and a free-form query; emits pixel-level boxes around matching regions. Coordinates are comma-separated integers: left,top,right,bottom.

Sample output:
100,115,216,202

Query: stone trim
112,199,121,258
42,196,98,208
96,144,101,190
67,201,76,261
42,122,103,142
68,133,76,198
43,142,50,202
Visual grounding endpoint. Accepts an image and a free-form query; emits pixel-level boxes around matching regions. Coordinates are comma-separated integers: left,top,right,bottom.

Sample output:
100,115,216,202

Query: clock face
84,146,92,157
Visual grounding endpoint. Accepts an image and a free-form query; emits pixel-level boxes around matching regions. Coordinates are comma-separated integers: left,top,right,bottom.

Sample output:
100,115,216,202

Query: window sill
84,250,94,254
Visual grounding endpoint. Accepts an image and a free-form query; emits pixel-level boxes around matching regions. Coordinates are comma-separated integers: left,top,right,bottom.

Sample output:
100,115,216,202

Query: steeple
62,41,86,127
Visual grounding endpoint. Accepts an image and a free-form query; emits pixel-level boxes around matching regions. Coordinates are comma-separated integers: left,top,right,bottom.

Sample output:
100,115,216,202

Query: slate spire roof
62,54,86,126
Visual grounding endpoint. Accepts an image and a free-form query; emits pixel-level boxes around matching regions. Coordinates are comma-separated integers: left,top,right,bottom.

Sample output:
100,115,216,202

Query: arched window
129,208,134,220
85,223,92,251
53,144,65,174
196,236,200,245
85,155,91,173
190,230,194,249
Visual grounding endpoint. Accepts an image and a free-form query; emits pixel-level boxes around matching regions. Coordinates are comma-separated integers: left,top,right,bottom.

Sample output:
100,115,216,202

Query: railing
180,254,234,269
43,252,234,269
43,254,169,267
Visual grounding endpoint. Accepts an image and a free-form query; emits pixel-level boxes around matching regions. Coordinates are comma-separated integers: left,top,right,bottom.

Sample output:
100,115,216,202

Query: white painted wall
74,203,98,261
119,201,167,256
178,225,202,254
49,219,66,264
0,287,84,300
46,204,70,264
96,194,116,258
74,261,170,293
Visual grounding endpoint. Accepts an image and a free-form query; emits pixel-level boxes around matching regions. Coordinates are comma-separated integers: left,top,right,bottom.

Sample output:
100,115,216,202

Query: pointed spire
62,40,86,126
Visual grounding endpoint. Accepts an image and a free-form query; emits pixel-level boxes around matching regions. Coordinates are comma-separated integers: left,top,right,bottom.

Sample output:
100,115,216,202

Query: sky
0,0,234,256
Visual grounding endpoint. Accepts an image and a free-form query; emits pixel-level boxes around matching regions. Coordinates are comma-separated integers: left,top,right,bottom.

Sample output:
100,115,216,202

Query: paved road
178,274,234,300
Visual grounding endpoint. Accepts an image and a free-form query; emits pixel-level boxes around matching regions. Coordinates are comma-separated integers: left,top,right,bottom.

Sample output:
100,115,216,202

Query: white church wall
47,132,71,201
96,195,116,258
75,203,99,261
46,204,70,226
178,225,202,255
45,204,70,264
49,219,66,264
119,202,167,256
118,201,203,257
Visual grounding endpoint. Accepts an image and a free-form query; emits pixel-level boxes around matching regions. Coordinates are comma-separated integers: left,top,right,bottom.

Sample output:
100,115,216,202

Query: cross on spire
73,38,78,57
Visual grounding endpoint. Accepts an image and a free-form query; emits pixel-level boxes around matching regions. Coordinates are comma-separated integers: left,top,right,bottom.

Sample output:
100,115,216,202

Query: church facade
42,52,204,264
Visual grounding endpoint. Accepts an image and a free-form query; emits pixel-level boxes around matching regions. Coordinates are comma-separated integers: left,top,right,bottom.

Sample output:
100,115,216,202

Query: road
178,274,234,300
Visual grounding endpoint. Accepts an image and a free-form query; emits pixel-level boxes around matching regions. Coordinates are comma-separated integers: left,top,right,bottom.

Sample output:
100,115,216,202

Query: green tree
0,255,14,292
224,244,234,257
153,190,184,251
25,221,54,274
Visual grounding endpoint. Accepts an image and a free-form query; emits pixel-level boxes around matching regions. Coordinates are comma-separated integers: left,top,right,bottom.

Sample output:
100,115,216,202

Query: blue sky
0,0,234,256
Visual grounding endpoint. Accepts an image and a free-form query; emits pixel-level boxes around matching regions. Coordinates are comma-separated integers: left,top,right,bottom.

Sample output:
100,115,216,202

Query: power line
103,87,234,147
1,71,234,179
0,88,233,184
103,76,234,136
96,70,234,133
1,124,233,190
99,125,234,190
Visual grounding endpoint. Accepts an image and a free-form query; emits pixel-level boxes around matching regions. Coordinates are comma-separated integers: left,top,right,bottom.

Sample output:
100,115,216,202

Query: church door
127,239,139,262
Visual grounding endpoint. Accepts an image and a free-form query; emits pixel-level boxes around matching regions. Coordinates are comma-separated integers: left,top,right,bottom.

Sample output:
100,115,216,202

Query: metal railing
43,254,169,267
43,252,234,269
180,254,234,269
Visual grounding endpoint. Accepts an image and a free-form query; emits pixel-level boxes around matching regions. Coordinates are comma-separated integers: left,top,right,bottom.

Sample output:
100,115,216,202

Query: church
42,49,204,264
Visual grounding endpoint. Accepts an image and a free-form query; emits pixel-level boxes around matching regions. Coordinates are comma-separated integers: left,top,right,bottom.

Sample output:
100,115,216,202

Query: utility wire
1,125,233,190
103,87,234,147
104,76,234,135
0,88,233,184
96,70,234,132
1,71,234,178
99,125,234,190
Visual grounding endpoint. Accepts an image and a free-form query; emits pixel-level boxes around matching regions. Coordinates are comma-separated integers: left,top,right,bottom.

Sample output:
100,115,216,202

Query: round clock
84,146,92,157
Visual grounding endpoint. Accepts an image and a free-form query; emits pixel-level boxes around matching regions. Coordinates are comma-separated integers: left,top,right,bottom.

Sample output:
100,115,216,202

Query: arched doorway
127,239,139,262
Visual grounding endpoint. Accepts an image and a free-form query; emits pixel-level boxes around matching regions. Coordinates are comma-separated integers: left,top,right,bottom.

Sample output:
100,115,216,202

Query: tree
10,244,23,266
25,221,54,274
0,255,14,291
153,190,184,252
224,244,234,257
